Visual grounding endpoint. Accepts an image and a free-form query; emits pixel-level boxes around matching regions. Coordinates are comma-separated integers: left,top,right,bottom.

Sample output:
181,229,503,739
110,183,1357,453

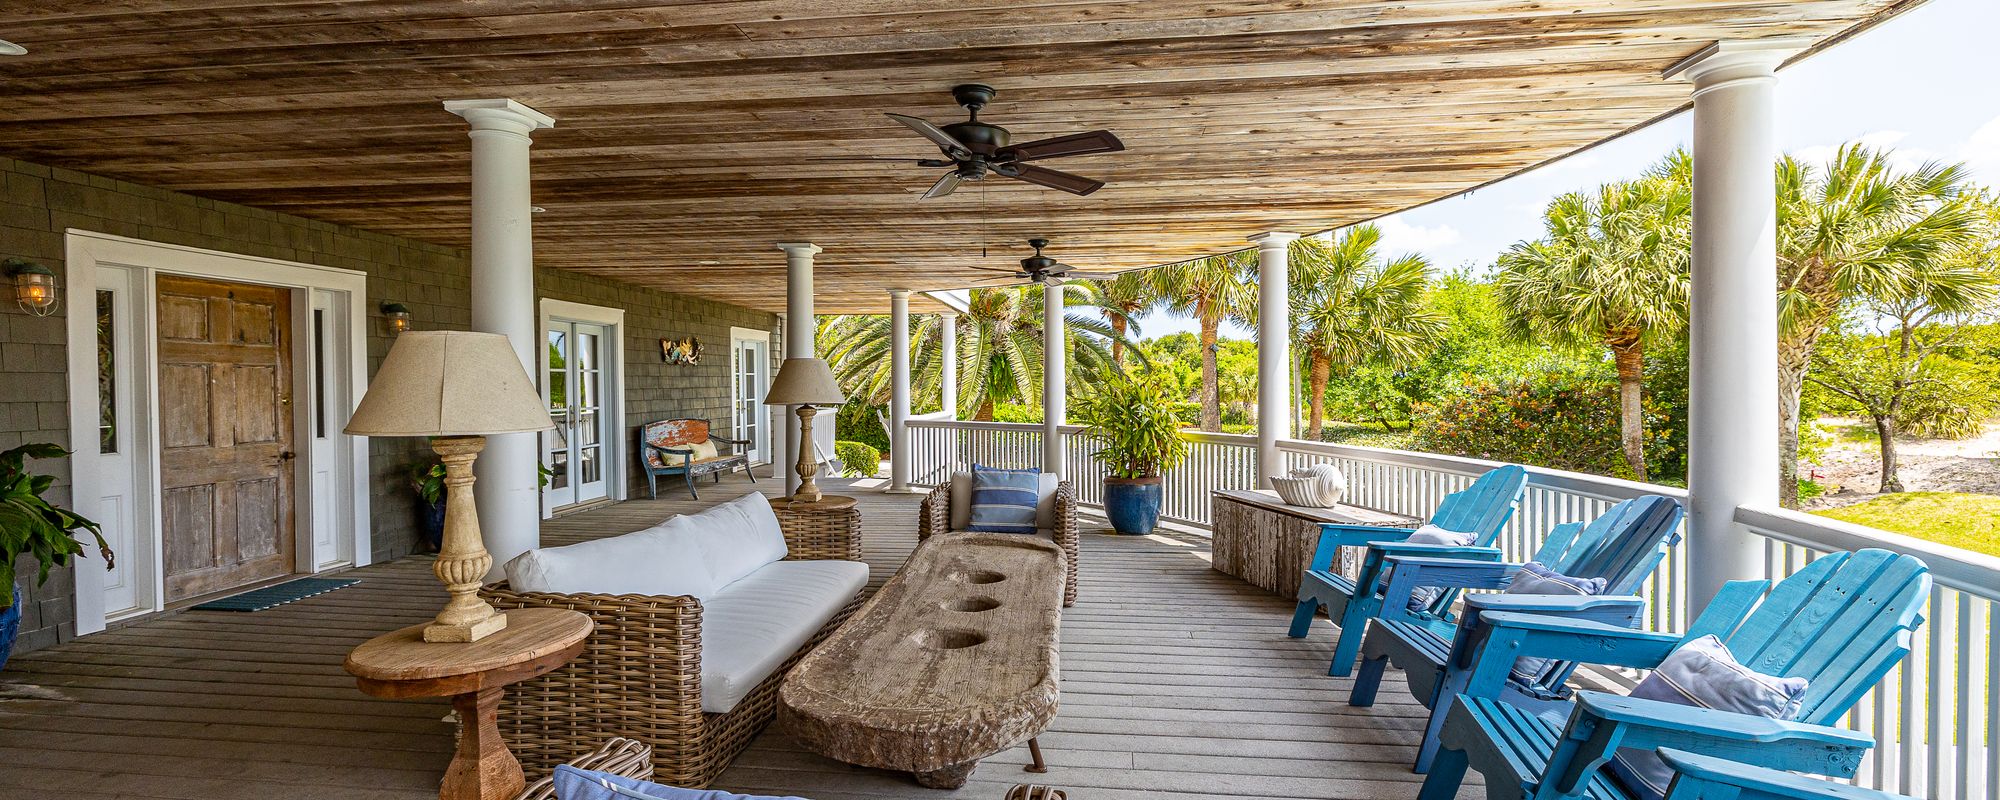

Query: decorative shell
1270,463,1347,508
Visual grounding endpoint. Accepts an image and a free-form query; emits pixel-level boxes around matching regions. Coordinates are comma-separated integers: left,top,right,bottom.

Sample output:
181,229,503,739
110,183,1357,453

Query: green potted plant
410,459,555,552
1071,373,1190,534
0,444,111,670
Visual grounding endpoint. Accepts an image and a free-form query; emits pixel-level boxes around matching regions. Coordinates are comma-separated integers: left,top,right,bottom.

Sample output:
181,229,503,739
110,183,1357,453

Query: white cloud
1791,130,1943,173
1373,216,1463,257
1957,114,2000,184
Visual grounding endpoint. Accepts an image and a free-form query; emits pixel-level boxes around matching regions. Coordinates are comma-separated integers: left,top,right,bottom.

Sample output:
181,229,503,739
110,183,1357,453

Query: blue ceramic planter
0,584,21,672
1104,477,1163,535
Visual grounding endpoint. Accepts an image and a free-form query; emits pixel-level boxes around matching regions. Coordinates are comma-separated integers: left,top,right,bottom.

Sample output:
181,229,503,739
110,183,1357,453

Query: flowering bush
1410,372,1681,481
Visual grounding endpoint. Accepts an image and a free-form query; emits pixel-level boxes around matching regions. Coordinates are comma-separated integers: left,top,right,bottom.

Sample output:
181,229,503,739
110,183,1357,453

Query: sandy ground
1801,418,2000,510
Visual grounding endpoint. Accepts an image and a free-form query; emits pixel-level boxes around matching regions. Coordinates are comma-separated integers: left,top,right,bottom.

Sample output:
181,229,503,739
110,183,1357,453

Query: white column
778,243,821,497
770,315,789,486
888,289,913,491
1250,231,1298,488
445,98,553,579
1667,40,1800,609
1042,282,1066,475
938,312,960,420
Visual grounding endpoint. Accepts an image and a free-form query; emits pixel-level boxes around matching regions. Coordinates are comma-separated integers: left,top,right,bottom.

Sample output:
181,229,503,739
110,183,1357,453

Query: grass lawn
1814,492,2000,558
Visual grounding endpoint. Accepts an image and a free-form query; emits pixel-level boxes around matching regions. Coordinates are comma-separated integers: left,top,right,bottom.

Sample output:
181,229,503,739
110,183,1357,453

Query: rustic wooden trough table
1210,489,1419,598
779,532,1065,789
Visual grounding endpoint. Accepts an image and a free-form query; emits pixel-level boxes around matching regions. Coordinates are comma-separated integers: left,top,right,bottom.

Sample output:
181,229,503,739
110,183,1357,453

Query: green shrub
1409,372,1681,481
833,440,882,477
834,401,890,454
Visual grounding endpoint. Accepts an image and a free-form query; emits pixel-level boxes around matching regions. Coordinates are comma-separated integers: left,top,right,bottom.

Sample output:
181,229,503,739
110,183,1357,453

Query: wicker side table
768,494,862,560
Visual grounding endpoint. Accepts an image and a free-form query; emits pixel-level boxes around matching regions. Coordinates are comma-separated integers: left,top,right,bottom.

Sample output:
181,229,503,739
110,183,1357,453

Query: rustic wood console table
1210,489,1417,598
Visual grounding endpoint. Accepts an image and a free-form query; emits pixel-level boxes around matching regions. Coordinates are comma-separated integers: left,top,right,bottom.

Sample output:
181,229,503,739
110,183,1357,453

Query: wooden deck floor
0,477,1470,800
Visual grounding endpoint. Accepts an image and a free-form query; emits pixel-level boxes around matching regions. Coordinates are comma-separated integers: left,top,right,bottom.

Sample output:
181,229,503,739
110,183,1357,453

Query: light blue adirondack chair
1656,750,1922,800
1417,548,1930,800
1286,464,1529,676
1349,494,1685,771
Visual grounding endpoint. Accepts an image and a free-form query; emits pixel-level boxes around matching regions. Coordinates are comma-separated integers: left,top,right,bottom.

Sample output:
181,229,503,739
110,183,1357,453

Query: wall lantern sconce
5,258,60,317
381,302,413,334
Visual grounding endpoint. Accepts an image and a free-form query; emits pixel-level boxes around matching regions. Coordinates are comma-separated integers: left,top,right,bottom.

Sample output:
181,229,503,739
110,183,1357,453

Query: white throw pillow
1609,635,1810,799
687,439,719,461
1502,561,1609,682
1378,524,1477,612
687,491,790,589
504,521,719,599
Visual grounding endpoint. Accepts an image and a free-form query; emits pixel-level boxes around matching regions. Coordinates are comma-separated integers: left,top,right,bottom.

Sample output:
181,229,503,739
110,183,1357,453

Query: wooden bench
639,418,754,499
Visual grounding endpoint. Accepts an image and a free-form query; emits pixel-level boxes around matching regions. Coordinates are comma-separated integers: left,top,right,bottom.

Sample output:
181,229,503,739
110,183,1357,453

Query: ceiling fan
879,84,1124,200
970,239,1126,286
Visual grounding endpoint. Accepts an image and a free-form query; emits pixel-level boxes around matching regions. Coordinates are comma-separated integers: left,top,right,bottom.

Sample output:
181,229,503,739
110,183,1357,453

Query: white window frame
537,298,626,516
729,325,775,465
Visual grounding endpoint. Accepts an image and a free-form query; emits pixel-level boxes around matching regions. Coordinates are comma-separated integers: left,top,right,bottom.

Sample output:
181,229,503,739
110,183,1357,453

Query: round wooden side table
346,607,593,800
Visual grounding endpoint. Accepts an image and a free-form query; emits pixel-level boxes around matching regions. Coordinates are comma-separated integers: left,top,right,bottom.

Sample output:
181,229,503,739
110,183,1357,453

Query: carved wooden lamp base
425,435,508,643
792,404,826,504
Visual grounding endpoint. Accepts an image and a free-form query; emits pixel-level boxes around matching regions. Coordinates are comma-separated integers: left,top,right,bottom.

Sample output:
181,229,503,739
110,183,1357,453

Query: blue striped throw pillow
966,464,1042,534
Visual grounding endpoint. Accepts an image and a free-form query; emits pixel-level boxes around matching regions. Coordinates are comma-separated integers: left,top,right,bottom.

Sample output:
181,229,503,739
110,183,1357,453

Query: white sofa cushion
698,559,868,713
504,518,719,600
689,491,790,588
950,471,1057,530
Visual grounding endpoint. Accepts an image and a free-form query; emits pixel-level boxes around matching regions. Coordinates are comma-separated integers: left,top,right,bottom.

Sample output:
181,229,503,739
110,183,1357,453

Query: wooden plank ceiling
0,1,1911,313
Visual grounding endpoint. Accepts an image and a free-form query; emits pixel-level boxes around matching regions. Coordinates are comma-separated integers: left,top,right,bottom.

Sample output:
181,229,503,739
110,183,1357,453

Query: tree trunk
1607,331,1647,481
1110,316,1127,368
1776,334,1818,508
1875,415,1903,493
975,398,996,422
1306,351,1330,440
1199,311,1221,432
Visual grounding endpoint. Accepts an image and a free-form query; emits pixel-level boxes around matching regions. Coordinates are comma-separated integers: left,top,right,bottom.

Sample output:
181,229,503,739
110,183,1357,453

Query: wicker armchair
919,477,1078,607
482,504,863,788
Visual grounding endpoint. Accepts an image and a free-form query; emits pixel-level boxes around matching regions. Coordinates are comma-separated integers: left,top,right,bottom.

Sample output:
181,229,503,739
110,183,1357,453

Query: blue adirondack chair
1656,750,1922,800
1349,494,1685,771
1417,548,1930,800
1286,464,1529,676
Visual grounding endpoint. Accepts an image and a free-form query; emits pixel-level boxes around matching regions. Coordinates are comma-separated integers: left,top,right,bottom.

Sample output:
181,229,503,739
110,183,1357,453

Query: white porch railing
903,418,1998,800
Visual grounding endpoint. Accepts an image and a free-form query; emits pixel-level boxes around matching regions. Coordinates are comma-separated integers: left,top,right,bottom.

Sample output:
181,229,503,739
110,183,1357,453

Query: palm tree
1149,253,1256,430
1772,144,1981,505
1089,272,1158,367
1289,226,1446,440
1495,159,1692,480
819,285,1131,421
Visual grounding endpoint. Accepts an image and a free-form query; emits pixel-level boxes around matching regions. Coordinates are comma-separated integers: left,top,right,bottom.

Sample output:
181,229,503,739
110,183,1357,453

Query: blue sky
1137,0,2000,340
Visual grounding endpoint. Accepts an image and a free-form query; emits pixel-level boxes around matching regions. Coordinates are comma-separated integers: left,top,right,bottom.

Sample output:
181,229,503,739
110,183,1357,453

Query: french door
731,332,771,464
545,320,611,508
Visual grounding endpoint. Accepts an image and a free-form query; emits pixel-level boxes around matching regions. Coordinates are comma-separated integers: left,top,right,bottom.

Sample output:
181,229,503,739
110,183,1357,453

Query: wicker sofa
918,473,1078,607
484,495,863,788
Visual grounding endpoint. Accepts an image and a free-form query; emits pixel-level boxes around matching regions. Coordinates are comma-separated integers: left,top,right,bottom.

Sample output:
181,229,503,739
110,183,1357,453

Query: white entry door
545,320,612,508
731,329,771,464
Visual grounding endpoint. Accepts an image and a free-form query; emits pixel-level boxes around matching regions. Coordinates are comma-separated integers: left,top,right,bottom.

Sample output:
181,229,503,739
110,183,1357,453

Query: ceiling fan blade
968,266,1021,273
922,171,963,199
996,130,1124,163
1001,163,1105,196
886,113,971,159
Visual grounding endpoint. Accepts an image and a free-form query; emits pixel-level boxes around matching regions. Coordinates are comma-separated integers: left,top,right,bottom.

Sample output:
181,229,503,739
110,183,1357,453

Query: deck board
0,477,1474,799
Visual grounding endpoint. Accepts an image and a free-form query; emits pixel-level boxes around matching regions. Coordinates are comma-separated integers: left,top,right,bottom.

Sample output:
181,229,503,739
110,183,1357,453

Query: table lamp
764,357,847,503
345,331,554,643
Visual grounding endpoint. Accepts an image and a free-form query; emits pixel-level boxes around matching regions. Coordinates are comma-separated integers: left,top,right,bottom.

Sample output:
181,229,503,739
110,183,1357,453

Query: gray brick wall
0,156,775,656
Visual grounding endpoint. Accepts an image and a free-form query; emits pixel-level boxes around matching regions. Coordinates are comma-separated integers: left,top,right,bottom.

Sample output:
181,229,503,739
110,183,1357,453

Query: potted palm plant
0,444,110,670
1071,374,1190,535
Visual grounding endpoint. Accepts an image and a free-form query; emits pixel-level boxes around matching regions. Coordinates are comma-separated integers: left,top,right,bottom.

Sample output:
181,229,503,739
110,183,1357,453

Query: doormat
190,578,359,612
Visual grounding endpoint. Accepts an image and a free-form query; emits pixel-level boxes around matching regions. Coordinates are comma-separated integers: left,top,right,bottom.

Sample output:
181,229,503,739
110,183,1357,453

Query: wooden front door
157,275,296,601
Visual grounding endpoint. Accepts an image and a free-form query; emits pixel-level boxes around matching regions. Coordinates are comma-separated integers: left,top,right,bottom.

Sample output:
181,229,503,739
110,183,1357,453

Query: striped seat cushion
966,464,1043,534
